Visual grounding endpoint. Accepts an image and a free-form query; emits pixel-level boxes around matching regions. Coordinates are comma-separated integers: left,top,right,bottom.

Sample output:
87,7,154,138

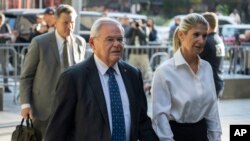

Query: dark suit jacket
45,55,159,141
19,31,85,120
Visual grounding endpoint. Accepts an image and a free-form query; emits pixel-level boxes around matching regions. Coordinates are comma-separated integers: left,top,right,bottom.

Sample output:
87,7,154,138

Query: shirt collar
55,30,64,46
174,48,202,67
94,55,120,76
55,30,70,46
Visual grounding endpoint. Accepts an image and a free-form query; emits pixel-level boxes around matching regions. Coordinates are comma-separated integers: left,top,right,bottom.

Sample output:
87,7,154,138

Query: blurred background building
1,0,249,23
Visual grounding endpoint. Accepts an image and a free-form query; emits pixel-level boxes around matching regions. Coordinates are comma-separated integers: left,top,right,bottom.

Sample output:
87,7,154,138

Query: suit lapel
87,55,111,133
118,62,136,135
71,36,84,63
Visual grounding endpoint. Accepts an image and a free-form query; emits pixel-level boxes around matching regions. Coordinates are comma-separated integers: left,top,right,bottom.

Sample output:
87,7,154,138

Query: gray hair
173,13,208,52
55,4,77,19
90,17,125,38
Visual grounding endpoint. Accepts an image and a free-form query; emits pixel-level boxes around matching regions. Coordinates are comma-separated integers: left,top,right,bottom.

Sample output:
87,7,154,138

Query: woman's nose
198,35,206,43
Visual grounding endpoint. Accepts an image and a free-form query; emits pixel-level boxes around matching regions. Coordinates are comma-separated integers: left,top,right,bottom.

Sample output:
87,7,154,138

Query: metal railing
1,42,250,104
0,44,18,103
4,43,250,76
225,44,250,75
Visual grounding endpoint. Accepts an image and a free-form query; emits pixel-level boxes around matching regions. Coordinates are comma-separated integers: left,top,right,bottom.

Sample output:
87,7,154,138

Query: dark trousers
33,118,49,140
0,50,10,87
169,119,208,141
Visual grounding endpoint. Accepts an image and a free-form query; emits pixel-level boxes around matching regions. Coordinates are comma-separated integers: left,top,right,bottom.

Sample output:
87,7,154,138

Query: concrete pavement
1,88,250,141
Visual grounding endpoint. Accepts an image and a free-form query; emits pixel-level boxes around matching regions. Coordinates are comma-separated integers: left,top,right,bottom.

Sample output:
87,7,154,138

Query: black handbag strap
20,118,25,126
28,118,34,128
20,118,34,128
14,117,40,141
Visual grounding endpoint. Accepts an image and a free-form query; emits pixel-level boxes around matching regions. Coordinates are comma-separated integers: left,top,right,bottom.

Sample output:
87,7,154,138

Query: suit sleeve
19,39,40,104
137,69,159,141
45,70,77,141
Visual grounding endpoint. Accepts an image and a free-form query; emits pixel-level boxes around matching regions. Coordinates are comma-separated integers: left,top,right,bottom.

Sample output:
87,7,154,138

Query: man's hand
21,107,33,119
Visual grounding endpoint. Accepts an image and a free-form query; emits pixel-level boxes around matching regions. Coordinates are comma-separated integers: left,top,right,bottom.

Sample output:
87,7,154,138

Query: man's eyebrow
105,35,123,38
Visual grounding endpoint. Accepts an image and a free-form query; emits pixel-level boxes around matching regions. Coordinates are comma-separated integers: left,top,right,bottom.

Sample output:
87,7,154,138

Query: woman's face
179,23,208,56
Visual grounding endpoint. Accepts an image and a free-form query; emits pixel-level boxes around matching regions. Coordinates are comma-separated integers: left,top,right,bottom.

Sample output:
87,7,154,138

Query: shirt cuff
21,104,31,109
208,131,222,141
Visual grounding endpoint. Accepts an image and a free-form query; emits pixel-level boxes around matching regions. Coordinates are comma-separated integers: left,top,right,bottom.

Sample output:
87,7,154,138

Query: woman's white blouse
152,49,222,141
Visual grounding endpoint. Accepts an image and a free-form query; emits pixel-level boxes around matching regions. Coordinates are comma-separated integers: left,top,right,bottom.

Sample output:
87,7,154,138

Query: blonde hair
173,13,208,52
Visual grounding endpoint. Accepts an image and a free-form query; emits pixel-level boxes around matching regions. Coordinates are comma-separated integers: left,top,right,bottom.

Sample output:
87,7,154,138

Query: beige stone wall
222,78,250,99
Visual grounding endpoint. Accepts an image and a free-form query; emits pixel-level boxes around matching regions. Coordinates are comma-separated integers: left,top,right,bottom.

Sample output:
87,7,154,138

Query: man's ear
89,37,95,50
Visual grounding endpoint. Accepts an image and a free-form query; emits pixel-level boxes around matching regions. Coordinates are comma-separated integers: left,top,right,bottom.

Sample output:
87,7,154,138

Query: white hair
90,17,125,38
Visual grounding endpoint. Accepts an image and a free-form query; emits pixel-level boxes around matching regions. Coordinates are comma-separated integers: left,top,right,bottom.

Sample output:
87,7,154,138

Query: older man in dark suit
45,17,159,141
19,4,85,139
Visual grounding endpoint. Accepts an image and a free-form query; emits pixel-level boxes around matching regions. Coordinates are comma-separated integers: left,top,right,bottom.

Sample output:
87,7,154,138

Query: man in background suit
19,4,85,139
45,17,159,141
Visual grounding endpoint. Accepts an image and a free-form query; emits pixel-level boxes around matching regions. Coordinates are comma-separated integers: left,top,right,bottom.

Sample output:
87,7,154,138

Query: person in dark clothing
0,13,13,93
125,20,147,46
125,20,150,81
30,14,48,40
168,16,181,41
200,12,225,98
146,18,157,42
43,7,56,32
45,17,159,141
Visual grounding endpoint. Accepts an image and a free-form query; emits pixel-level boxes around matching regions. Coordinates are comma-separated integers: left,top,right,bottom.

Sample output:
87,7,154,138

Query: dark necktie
63,40,69,69
106,68,126,141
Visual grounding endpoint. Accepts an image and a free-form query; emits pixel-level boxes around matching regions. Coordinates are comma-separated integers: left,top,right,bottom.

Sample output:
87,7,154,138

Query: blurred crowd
1,7,250,92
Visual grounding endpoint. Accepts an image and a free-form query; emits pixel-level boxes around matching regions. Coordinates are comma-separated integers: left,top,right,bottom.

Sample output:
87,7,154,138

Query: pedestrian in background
244,30,250,42
0,13,13,93
30,14,48,39
45,17,159,141
168,16,181,41
43,7,56,32
200,12,225,98
146,18,157,43
230,9,241,24
19,4,86,139
30,7,56,39
151,13,222,141
126,19,150,81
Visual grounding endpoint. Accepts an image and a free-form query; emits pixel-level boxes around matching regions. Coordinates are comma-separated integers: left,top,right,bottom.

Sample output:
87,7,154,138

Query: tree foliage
163,0,191,18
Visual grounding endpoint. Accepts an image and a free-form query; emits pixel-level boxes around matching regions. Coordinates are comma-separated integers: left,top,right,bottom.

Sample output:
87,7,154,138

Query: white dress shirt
94,55,131,141
152,49,222,141
55,30,74,67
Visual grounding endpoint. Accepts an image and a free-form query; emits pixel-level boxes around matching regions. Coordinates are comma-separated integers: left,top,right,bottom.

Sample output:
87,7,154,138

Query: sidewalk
0,88,21,141
1,90,250,141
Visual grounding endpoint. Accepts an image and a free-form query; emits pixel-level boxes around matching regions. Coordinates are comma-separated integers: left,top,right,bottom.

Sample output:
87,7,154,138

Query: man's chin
111,55,121,61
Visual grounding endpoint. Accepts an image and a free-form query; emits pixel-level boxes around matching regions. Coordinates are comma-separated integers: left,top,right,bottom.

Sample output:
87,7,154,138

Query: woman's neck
180,48,199,73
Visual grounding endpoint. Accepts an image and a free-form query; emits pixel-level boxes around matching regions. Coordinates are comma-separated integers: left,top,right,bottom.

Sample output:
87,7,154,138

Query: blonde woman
152,13,222,141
